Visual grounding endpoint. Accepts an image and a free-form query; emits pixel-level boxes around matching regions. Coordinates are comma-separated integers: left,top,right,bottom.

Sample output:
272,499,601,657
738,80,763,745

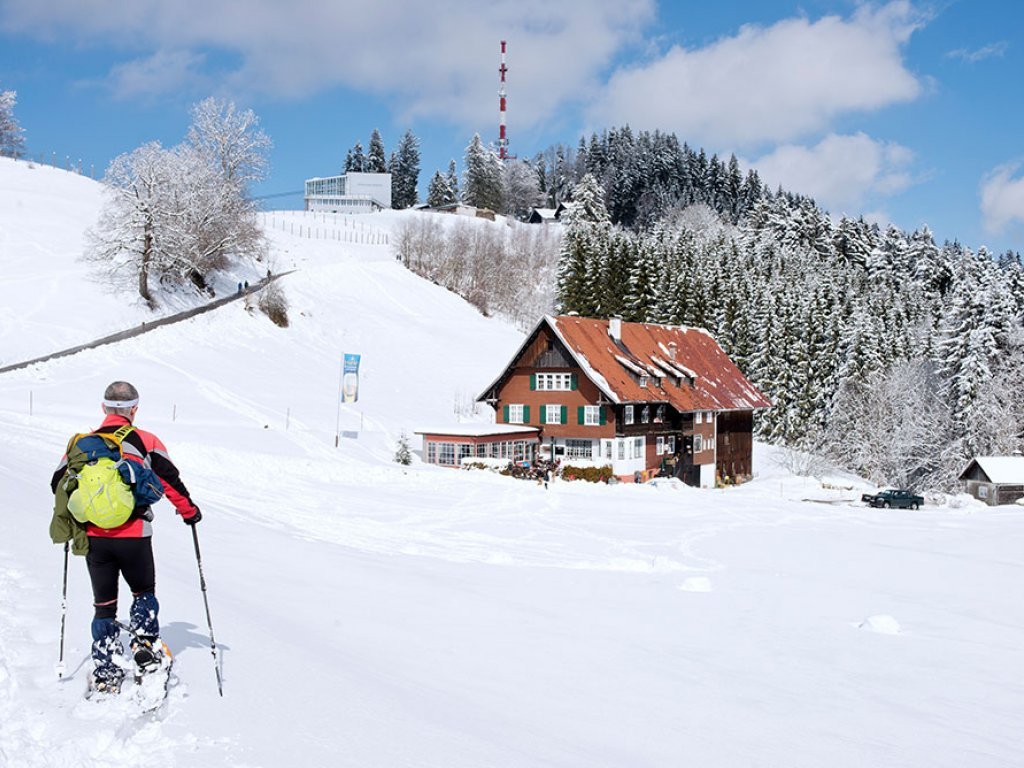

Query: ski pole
191,525,224,696
56,542,69,679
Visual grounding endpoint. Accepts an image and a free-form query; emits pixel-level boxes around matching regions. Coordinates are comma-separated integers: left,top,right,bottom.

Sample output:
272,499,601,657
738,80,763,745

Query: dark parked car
861,489,924,509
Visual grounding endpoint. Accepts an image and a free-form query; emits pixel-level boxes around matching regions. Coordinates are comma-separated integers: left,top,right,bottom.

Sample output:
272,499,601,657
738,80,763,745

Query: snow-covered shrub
257,281,289,327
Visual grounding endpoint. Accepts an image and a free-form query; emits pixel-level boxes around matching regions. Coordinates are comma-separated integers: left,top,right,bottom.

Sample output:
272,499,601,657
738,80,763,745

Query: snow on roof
415,424,540,437
965,456,1024,484
650,354,696,382
550,316,770,412
615,355,648,377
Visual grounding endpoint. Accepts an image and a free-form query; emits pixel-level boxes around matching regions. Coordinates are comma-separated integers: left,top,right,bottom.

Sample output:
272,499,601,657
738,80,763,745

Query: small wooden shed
958,456,1024,506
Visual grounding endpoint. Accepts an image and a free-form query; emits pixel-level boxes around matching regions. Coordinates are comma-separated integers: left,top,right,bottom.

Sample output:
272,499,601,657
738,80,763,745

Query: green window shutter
523,405,531,424
577,406,585,425
570,373,578,391
503,405,509,423
599,406,607,425
561,405,567,424
530,374,536,391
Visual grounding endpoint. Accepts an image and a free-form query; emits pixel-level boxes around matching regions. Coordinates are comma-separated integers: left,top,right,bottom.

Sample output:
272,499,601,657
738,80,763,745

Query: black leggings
86,537,156,620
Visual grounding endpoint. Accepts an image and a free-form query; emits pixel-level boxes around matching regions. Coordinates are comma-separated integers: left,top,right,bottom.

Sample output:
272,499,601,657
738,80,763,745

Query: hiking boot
131,635,163,674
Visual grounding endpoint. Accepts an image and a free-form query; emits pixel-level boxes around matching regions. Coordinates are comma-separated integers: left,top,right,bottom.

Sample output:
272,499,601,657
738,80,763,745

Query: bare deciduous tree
85,100,270,307
395,215,561,329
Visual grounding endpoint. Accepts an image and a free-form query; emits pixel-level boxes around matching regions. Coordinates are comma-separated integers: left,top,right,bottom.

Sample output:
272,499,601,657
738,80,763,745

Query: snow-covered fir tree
390,129,420,209
426,171,455,208
367,129,387,173
0,85,25,158
445,159,460,202
462,134,504,212
345,141,365,173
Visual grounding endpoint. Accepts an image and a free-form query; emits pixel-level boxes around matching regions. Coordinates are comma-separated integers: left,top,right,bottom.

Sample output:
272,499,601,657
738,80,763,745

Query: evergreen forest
545,128,1024,492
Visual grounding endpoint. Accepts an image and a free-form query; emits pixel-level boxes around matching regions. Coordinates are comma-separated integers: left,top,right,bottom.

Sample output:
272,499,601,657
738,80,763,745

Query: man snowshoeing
50,381,201,694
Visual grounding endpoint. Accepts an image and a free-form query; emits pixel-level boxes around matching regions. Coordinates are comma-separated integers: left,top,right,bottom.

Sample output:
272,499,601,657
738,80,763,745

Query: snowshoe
129,637,173,713
131,635,162,675
86,667,125,699
131,636,171,682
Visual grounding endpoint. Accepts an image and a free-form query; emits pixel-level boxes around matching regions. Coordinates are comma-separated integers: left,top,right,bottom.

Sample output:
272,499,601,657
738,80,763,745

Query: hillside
0,157,1021,768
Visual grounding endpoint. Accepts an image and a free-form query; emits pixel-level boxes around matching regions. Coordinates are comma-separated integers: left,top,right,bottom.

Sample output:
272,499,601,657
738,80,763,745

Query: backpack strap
109,424,135,446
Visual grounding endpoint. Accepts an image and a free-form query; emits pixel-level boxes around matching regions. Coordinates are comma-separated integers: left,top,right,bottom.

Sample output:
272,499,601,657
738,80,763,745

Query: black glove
183,507,202,526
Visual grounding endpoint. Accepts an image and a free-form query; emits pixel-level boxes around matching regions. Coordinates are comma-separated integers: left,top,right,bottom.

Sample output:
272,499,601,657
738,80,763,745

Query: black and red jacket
50,414,199,538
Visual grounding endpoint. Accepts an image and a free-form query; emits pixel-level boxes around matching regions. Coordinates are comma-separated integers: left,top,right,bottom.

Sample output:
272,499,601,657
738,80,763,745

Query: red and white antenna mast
498,40,510,160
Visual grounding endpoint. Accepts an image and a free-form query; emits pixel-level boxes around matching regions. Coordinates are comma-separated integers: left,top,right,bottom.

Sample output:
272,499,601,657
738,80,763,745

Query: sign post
335,353,361,446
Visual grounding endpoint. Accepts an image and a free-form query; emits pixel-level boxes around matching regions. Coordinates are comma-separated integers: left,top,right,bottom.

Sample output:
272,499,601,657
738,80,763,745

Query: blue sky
2,0,1022,253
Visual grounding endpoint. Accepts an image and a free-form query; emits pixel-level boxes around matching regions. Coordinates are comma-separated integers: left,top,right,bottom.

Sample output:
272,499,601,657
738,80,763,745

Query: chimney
608,317,621,341
667,341,678,361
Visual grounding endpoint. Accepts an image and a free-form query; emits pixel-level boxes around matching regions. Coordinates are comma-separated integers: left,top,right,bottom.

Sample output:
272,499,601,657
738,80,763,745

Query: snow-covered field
0,157,1022,767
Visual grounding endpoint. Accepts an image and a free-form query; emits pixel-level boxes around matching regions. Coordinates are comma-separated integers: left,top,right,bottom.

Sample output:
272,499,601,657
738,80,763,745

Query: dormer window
639,375,648,388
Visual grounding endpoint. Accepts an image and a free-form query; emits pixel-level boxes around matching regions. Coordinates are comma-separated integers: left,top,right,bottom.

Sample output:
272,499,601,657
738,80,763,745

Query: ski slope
0,157,1022,768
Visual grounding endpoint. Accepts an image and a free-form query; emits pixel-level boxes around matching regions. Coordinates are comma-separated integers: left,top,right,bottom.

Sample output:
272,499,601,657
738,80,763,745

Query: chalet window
695,411,703,424
617,440,625,460
604,440,613,460
438,443,456,465
566,439,593,459
476,444,487,457
507,404,526,424
641,406,650,424
427,442,437,464
667,436,676,453
458,445,473,463
545,404,563,424
694,434,704,453
656,436,665,455
705,411,713,423
633,437,644,459
655,405,666,423
534,373,573,391
583,405,602,426
624,405,634,425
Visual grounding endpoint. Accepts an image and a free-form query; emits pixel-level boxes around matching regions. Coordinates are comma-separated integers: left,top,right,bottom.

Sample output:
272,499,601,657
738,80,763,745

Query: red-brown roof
548,315,770,412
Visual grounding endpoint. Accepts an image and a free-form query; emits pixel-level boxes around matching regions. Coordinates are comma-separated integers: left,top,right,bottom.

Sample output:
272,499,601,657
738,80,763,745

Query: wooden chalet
959,456,1024,506
477,315,771,486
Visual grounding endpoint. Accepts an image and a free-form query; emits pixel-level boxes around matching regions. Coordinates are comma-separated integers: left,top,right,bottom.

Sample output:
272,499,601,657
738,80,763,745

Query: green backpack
53,426,138,537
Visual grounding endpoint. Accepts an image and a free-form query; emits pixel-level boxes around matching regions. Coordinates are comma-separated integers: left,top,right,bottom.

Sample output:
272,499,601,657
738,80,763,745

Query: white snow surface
1,157,1023,766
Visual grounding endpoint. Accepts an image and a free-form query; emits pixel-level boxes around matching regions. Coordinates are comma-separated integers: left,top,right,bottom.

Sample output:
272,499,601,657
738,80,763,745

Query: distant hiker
49,381,201,694
244,280,249,290
237,282,243,294
543,467,552,490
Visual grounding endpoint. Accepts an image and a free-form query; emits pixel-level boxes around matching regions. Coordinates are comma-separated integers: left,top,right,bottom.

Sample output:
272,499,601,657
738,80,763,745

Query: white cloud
0,0,654,131
980,163,1024,234
587,1,926,146
750,132,915,213
106,49,207,99
946,42,1008,63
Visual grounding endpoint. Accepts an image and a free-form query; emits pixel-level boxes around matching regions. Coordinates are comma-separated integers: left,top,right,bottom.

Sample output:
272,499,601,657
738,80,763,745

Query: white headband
103,398,139,408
